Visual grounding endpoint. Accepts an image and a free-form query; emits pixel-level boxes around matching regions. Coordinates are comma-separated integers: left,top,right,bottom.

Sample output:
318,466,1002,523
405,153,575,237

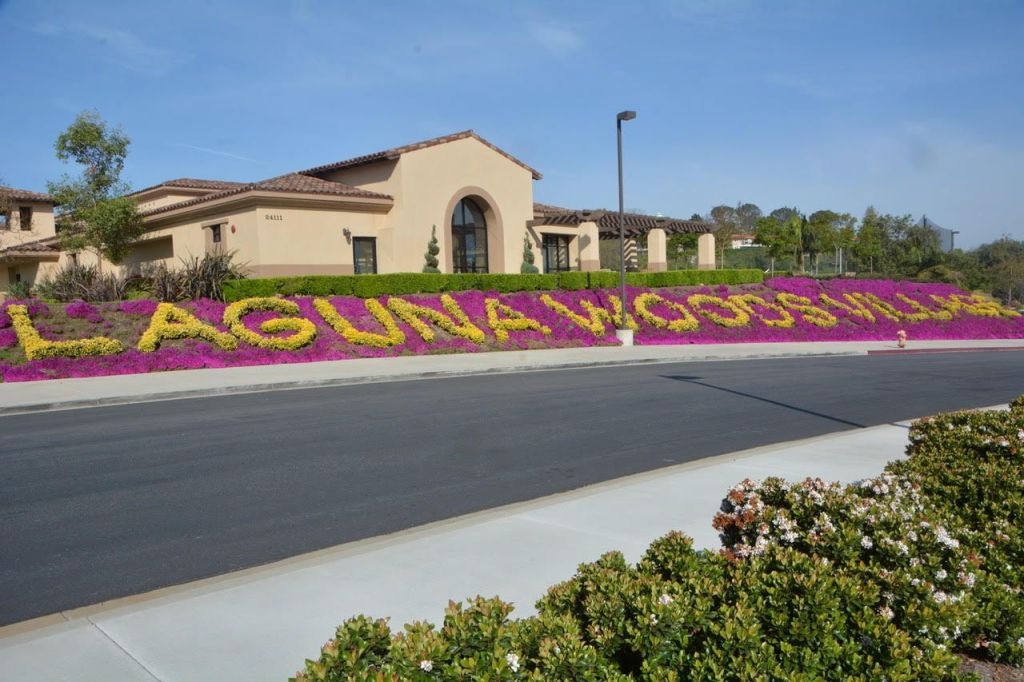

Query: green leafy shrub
7,280,32,299
713,474,976,657
555,271,589,290
713,405,1024,667
294,537,961,680
885,407,1024,663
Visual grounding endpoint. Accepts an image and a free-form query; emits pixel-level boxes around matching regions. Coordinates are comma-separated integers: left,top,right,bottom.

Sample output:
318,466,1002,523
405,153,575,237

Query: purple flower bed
1,279,1020,382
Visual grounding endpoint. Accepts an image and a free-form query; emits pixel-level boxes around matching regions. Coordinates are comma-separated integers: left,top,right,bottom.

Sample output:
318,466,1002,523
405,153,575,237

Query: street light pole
616,110,636,346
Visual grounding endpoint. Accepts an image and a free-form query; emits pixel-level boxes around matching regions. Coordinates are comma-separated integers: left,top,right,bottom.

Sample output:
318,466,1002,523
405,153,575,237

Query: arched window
451,198,488,273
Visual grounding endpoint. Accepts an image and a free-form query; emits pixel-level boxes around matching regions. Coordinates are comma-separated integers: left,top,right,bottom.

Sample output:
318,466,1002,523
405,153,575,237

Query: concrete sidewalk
0,415,962,682
1,339,1021,415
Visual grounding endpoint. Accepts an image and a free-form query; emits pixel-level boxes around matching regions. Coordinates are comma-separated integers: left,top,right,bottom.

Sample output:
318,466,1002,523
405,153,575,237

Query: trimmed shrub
225,269,764,301
293,539,960,681
885,407,1024,664
555,271,589,290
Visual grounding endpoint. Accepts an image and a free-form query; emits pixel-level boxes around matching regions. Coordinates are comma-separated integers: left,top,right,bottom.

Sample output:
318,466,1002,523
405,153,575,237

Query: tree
47,110,143,264
854,207,884,273
769,207,800,224
976,236,1024,305
708,204,739,268
834,215,856,275
734,202,762,231
766,208,804,271
754,216,797,275
520,234,539,273
422,225,440,273
806,210,841,275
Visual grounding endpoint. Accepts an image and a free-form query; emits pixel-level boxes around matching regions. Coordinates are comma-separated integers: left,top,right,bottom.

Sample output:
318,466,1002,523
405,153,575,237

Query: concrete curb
0,348,866,416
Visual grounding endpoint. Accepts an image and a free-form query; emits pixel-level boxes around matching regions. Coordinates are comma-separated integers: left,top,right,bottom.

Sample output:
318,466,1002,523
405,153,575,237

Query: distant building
730,233,758,249
918,215,957,252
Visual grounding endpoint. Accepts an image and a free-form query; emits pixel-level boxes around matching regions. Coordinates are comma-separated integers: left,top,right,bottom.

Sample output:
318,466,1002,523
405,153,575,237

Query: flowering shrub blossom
714,403,1024,666
713,474,975,655
0,278,1020,382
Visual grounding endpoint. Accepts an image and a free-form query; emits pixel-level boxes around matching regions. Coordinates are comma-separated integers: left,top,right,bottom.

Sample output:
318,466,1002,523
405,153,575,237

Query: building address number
265,213,284,221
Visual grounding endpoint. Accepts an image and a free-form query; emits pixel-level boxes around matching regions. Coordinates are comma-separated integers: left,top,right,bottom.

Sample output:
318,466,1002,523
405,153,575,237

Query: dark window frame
542,234,572,272
353,236,378,275
210,224,222,244
451,198,489,274
18,206,32,231
0,210,9,231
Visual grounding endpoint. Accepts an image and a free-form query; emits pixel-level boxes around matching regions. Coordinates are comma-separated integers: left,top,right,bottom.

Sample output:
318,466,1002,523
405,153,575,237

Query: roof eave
142,189,394,224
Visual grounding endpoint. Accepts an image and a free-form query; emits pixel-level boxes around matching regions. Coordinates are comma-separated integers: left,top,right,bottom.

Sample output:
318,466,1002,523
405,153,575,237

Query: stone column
646,228,667,272
578,221,601,272
698,233,716,270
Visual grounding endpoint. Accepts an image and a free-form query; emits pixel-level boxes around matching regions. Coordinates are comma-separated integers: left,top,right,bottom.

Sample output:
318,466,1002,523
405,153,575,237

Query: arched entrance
450,197,489,273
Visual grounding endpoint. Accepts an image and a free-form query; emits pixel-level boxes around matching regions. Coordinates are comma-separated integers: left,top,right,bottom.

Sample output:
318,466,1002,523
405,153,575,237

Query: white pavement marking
1,414,968,682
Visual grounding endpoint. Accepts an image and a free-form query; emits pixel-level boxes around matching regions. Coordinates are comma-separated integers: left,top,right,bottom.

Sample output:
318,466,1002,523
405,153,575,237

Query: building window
451,198,488,273
19,206,32,231
0,210,8,230
205,223,225,253
353,237,377,275
542,234,571,272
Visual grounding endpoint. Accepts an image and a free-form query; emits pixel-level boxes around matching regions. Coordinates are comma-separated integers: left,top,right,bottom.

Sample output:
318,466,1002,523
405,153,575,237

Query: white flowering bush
712,474,976,658
885,405,1024,665
534,533,959,678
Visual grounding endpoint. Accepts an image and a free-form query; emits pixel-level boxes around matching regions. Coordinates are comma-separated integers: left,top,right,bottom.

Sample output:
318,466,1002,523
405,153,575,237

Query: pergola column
646,227,667,272
624,237,639,272
698,233,716,270
578,221,600,272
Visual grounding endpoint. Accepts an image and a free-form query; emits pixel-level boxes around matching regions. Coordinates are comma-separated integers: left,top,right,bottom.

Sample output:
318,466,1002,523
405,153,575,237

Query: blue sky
1,0,1021,247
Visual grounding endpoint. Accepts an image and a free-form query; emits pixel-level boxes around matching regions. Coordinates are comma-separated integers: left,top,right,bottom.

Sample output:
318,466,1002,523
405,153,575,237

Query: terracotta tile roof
0,185,55,204
132,178,249,196
533,203,710,237
533,202,576,217
299,130,543,180
139,173,393,217
0,236,60,257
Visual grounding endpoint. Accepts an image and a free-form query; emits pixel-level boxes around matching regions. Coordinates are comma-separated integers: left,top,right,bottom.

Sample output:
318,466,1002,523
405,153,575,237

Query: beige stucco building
0,131,713,294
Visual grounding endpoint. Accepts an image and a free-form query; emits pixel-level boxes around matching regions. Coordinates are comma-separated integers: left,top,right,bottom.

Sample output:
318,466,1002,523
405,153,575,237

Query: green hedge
223,269,764,301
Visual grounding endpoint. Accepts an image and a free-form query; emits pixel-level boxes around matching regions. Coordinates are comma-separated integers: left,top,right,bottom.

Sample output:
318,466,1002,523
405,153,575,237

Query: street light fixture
616,110,636,346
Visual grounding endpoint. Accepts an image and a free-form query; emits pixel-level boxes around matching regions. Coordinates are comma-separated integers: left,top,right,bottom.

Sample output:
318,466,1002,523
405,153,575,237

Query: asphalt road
2,352,1023,625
